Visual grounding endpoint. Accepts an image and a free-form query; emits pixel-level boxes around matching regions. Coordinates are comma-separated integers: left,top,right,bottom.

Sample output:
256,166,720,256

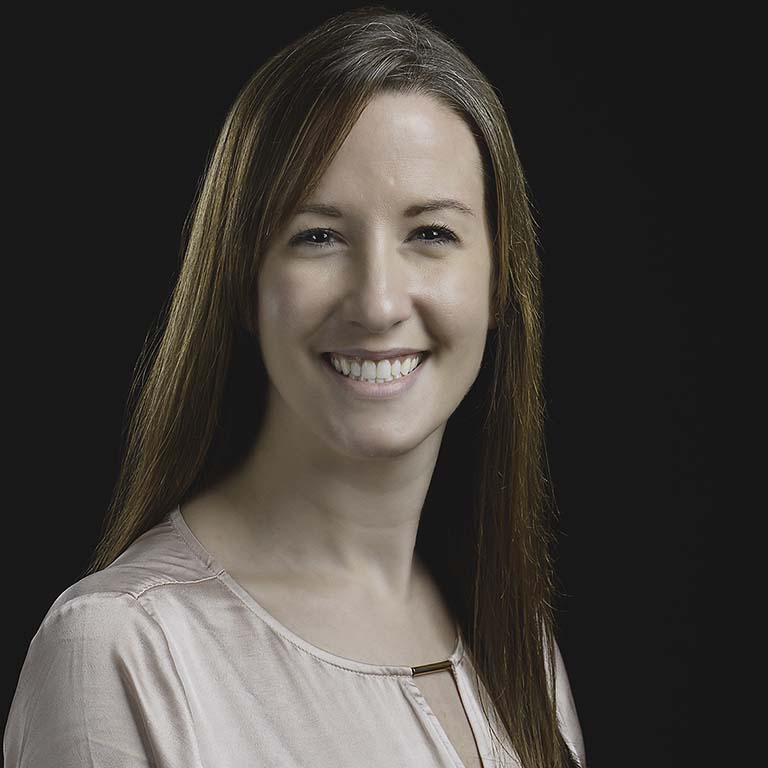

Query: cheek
258,268,326,335
260,282,299,326
430,262,491,327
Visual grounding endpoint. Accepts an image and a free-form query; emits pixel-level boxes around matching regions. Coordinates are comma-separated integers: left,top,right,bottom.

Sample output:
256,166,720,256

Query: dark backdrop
5,4,713,765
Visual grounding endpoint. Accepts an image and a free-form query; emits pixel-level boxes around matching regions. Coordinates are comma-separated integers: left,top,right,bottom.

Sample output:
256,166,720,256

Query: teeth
329,353,424,382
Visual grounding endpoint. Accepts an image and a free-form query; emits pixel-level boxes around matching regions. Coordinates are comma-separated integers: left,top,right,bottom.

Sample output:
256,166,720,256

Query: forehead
309,92,484,212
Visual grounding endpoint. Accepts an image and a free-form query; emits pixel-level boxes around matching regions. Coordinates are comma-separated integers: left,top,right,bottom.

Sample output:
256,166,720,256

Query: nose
339,233,415,331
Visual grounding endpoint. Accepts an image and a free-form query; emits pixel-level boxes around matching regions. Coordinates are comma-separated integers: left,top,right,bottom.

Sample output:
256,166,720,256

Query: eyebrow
293,198,476,219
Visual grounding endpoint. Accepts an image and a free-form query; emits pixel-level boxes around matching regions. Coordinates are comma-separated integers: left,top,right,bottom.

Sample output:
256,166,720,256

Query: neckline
167,504,465,677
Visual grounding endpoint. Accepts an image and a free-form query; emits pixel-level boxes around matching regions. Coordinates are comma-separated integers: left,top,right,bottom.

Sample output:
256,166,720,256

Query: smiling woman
5,6,586,768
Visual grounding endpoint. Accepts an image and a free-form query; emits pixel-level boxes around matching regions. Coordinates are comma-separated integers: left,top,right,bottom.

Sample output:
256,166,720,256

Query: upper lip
325,347,429,361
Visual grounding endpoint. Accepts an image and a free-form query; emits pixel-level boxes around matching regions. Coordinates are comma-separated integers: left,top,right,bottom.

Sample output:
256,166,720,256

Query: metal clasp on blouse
411,659,453,677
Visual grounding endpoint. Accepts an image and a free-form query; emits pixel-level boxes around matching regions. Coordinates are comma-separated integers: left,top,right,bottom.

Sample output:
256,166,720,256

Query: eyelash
289,221,460,249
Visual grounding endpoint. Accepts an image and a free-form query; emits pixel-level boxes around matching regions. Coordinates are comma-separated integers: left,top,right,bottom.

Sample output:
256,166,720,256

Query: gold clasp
411,659,453,677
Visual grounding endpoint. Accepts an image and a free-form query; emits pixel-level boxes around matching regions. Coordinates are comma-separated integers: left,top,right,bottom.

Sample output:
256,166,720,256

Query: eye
413,222,460,246
289,222,460,249
289,228,338,249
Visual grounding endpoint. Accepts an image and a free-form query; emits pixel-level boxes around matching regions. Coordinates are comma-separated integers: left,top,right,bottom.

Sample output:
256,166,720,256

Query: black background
5,4,716,765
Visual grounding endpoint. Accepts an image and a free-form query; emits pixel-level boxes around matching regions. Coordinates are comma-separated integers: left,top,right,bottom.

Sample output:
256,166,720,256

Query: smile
325,351,426,382
320,351,431,399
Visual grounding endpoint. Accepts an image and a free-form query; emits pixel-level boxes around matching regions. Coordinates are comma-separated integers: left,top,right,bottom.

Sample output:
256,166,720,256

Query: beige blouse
4,505,587,767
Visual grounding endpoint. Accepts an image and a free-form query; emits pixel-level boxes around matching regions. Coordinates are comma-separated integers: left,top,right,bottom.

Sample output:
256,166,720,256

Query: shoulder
12,509,221,696
48,511,218,614
4,512,217,766
36,589,157,647
29,507,225,662
5,594,201,767
15,590,170,709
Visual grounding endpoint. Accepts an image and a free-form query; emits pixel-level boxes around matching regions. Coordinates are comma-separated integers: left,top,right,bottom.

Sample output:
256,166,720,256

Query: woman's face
257,91,495,460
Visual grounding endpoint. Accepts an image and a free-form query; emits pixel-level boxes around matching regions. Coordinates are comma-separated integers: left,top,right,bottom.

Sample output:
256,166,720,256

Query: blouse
4,504,587,767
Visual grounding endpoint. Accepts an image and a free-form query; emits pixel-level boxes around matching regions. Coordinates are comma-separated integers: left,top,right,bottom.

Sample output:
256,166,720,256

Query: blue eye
290,222,460,249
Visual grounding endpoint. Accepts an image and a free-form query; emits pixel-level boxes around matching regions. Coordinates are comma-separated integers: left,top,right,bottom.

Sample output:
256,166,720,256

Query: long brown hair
84,7,577,767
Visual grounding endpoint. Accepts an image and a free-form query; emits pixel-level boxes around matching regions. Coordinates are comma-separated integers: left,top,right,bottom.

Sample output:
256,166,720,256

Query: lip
323,347,428,362
320,351,429,399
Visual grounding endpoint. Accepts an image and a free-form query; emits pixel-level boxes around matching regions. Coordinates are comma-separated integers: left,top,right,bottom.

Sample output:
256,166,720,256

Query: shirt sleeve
554,640,588,768
3,591,203,768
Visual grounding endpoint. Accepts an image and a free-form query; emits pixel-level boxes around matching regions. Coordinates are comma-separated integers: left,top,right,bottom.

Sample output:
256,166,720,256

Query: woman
4,7,587,767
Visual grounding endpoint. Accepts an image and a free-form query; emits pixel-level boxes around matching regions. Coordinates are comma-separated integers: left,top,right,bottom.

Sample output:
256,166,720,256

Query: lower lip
320,353,430,399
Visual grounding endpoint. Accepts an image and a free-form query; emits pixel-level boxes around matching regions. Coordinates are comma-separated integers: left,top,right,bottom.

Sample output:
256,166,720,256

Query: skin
185,91,496,629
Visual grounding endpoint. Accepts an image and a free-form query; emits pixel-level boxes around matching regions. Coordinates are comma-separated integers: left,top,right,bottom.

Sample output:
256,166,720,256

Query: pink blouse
4,505,586,767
